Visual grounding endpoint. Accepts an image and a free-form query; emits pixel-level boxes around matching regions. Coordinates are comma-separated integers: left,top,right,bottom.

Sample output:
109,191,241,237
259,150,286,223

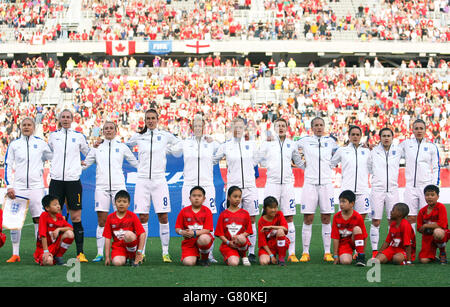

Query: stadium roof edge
1,40,449,55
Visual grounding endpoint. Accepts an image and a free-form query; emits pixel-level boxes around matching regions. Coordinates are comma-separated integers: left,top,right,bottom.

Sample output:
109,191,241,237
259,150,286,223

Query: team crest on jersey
116,148,119,153
188,223,203,231
424,147,428,151
392,151,396,155
157,136,161,141
72,138,76,143
287,143,291,148
324,142,328,147
245,145,249,150
361,151,365,155
204,144,208,148
33,144,38,149
227,222,242,236
187,218,191,222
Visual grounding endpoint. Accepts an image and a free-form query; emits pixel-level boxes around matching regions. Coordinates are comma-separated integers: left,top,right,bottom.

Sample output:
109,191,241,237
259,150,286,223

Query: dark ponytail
261,196,279,216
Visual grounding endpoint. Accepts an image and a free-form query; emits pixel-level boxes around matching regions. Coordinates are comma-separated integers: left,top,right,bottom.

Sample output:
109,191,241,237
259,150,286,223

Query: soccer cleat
248,253,257,264
198,259,210,267
355,254,366,267
242,257,251,266
440,252,447,265
208,257,218,264
162,254,172,263
92,255,104,262
54,257,65,265
6,255,21,263
76,253,88,263
323,253,334,262
287,254,299,262
299,253,310,262
278,259,286,266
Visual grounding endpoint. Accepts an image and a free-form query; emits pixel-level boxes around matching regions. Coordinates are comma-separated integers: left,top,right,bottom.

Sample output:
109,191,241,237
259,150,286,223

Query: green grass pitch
0,204,449,287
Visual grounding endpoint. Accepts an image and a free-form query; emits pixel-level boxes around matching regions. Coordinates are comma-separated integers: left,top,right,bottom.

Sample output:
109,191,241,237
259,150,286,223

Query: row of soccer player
1,108,441,265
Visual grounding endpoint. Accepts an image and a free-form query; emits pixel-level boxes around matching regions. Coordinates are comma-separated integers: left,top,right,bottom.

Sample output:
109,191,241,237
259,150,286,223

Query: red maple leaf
115,43,126,52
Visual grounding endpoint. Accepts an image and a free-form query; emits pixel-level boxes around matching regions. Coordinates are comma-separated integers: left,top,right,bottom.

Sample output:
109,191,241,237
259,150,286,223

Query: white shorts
182,185,217,214
403,185,427,216
354,193,371,215
94,190,121,212
301,183,335,215
227,186,259,216
134,178,171,214
370,189,399,220
14,188,45,218
264,183,296,216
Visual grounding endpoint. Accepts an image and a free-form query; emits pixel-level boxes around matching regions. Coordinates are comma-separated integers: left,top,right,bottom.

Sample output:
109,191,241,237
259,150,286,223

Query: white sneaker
242,257,251,266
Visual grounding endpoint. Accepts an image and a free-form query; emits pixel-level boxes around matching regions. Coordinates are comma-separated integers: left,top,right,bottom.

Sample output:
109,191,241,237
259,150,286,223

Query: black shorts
49,179,83,211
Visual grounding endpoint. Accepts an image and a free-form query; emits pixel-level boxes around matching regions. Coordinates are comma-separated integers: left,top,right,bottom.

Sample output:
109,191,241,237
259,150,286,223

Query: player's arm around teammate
296,117,338,262
4,117,52,262
126,108,181,262
82,121,138,262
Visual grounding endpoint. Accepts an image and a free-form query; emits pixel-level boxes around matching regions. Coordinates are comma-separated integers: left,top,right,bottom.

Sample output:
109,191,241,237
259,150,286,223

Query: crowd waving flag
106,41,136,56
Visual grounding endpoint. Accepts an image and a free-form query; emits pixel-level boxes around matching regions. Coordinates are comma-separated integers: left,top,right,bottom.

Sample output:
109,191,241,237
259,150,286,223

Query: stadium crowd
0,55,449,181
0,0,448,43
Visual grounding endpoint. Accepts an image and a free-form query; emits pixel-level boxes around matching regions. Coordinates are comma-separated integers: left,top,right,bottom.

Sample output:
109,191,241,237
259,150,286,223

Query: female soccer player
82,121,138,262
331,125,371,219
170,114,219,262
213,116,259,263
215,186,253,266
4,117,52,262
257,118,303,262
48,109,90,262
296,117,338,262
258,196,290,266
126,108,181,262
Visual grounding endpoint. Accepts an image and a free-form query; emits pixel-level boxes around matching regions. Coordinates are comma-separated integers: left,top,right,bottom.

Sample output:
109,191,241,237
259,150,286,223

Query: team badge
324,142,328,147
226,222,242,236
157,136,161,141
116,148,119,153
361,151,365,155
287,143,291,148
245,145,249,150
392,151,396,155
424,147,428,151
72,138,76,143
33,144,38,149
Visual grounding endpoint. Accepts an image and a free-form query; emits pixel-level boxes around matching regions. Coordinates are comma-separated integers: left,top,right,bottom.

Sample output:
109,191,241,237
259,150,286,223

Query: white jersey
126,128,180,180
48,128,90,181
398,138,440,187
5,135,52,189
82,138,138,191
171,136,220,187
213,137,258,189
296,135,338,185
368,143,402,192
257,136,304,184
331,143,371,194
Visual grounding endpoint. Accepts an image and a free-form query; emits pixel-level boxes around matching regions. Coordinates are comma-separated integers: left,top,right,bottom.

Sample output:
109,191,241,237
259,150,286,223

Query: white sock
248,223,257,255
287,222,296,256
302,223,312,254
160,222,170,255
96,226,105,256
411,223,416,234
209,230,215,259
11,230,21,256
34,223,39,241
370,224,380,251
322,223,331,254
142,223,149,254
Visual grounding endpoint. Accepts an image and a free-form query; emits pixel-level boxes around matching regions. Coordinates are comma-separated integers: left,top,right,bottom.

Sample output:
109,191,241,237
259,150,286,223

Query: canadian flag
106,41,136,56
30,32,46,45
184,40,212,54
